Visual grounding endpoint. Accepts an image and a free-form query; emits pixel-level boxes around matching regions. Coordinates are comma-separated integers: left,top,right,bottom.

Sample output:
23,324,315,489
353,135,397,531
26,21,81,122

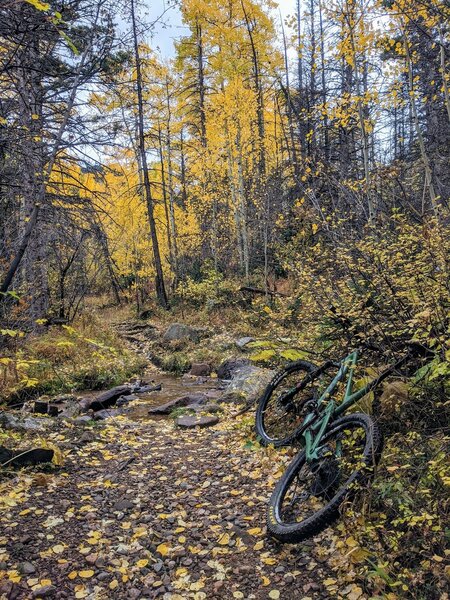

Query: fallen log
239,286,288,297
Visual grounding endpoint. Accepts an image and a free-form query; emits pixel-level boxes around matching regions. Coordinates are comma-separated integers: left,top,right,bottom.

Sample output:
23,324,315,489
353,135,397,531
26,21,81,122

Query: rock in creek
175,415,219,429
149,394,207,415
189,363,211,377
216,357,250,380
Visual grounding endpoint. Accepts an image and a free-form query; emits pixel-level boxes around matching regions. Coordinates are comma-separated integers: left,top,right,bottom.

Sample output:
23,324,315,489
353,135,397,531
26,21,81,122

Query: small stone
113,499,134,511
19,561,36,574
32,585,57,598
175,415,219,429
97,572,110,582
153,562,163,573
85,553,98,565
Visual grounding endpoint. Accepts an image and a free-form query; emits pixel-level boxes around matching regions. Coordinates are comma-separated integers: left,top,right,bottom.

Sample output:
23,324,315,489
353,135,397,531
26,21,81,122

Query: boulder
0,445,54,468
216,357,250,380
163,323,200,344
222,365,275,402
148,393,207,415
0,412,48,432
175,415,219,429
189,363,211,377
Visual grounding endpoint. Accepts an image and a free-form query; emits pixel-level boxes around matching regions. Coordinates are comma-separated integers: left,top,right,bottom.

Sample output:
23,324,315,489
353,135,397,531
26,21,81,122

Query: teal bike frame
301,347,416,462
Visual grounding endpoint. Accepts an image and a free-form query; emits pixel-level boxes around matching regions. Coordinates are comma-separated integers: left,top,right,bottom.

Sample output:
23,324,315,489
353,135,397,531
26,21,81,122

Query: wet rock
189,363,211,377
163,323,200,344
216,357,250,380
148,394,207,415
175,415,219,429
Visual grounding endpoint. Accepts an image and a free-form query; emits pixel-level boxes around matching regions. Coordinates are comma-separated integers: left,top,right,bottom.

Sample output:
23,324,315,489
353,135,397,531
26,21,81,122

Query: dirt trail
0,403,350,600
1,323,365,600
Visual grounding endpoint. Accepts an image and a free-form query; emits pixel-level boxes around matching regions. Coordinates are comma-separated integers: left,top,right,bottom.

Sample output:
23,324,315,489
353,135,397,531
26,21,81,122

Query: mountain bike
255,342,432,543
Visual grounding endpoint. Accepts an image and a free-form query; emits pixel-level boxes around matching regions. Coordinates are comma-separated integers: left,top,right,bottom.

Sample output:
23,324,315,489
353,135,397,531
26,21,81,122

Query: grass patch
0,313,147,402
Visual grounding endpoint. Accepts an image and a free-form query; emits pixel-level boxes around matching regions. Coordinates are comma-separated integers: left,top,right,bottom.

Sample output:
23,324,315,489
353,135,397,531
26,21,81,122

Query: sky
146,0,298,59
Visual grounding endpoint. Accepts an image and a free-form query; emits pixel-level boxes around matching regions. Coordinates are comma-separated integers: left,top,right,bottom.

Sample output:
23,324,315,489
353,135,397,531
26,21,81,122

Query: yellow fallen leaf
432,555,443,562
233,593,244,599
52,544,65,554
157,542,170,556
68,571,78,580
40,579,52,586
262,576,270,586
254,541,264,551
269,591,280,599
218,533,230,545
248,527,262,535
109,579,119,590
262,557,276,565
324,578,337,586
136,559,148,568
79,570,94,579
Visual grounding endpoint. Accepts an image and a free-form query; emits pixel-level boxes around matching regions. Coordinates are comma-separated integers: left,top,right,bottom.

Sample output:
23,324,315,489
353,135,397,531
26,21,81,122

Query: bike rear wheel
267,413,382,543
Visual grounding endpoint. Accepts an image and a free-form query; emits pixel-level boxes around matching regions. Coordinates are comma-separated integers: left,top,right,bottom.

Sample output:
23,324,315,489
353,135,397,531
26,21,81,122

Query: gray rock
235,336,255,349
149,394,207,415
222,365,275,402
175,415,219,429
0,412,48,432
216,357,250,380
19,561,36,575
113,499,134,512
52,393,77,404
58,400,81,419
72,415,93,424
32,585,56,598
163,323,200,344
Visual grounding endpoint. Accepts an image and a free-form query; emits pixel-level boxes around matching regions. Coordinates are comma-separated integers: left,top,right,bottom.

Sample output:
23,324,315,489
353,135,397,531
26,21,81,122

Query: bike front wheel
255,359,336,447
266,413,382,543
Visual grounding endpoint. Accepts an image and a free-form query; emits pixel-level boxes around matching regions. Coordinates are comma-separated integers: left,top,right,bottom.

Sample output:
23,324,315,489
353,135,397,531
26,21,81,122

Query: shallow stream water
120,371,224,421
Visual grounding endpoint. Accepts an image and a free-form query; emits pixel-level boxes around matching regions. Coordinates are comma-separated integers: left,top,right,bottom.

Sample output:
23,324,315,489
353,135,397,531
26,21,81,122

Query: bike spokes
278,422,370,525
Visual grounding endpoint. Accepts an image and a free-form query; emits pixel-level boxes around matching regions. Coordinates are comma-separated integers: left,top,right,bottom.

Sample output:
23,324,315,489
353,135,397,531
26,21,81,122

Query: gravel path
0,410,361,599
